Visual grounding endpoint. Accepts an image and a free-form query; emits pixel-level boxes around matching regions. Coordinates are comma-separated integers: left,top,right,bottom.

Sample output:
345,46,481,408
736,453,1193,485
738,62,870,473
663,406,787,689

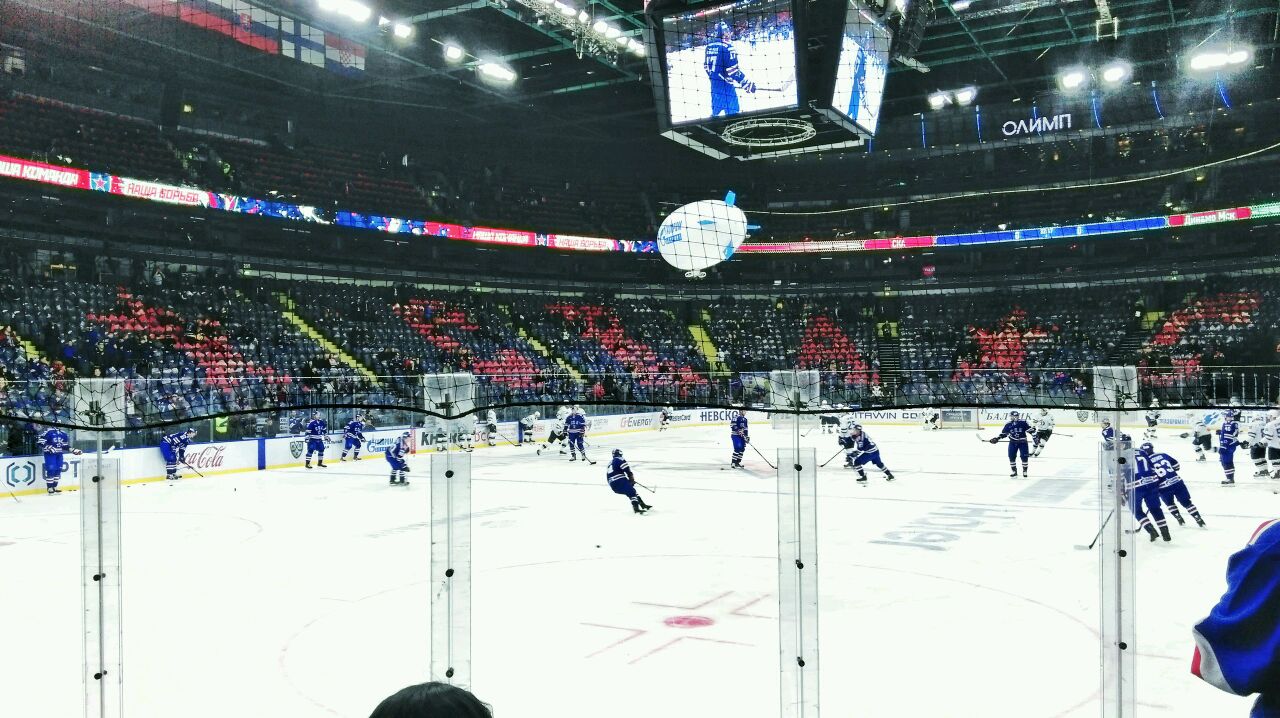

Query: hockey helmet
1119,432,1132,442
1009,410,1020,419
612,449,623,458
1138,442,1154,455
1101,419,1111,427
185,427,197,436
1039,408,1049,416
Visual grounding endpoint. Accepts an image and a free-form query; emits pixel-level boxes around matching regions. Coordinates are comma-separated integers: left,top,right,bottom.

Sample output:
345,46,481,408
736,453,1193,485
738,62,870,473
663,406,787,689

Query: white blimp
657,192,750,278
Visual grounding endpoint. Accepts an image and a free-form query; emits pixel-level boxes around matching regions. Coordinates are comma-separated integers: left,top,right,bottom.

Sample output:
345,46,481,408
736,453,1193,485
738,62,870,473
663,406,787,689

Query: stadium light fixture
953,86,977,105
616,34,630,46
1189,45,1252,71
377,16,392,27
478,62,517,83
1101,61,1131,84
578,10,590,22
927,91,949,109
951,0,973,10
592,19,608,33
317,0,372,23
555,1,576,17
444,44,465,62
605,25,622,39
393,23,413,39
630,39,647,57
1058,68,1087,90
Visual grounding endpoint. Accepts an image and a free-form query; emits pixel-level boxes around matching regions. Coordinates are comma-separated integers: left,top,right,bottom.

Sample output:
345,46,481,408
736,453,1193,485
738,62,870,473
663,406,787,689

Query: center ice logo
5,461,36,488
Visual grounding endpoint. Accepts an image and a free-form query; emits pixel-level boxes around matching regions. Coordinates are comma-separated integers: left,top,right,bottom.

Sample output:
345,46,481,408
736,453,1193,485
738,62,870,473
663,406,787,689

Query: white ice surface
2,422,1272,717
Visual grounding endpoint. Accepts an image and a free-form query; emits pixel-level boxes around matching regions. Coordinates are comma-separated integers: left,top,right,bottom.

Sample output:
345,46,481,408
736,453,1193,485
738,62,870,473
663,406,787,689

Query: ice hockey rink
3,420,1272,718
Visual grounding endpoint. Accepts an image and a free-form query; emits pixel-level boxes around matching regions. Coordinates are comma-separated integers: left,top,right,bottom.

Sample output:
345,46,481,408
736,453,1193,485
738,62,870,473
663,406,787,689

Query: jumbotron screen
661,0,799,125
830,1,891,135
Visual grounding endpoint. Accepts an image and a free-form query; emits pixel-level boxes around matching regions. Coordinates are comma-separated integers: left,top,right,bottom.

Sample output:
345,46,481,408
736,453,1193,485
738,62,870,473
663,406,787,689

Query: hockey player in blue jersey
304,412,328,469
1132,442,1173,542
729,412,749,468
37,426,79,494
1101,418,1116,447
1191,518,1280,717
844,423,895,485
1219,409,1242,486
704,21,758,118
565,408,594,464
385,431,411,486
340,413,366,462
989,410,1037,479
160,428,198,481
606,449,652,515
1143,442,1206,528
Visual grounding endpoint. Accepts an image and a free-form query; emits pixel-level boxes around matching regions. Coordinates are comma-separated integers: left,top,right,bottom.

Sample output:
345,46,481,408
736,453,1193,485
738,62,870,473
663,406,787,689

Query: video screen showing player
830,2,891,135
662,0,798,124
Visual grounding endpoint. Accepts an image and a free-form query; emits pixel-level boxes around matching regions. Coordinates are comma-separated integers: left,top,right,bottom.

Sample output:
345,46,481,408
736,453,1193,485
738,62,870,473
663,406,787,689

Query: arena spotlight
615,34,630,46
1058,68,1087,90
951,0,973,10
953,86,977,105
477,62,517,83
317,0,372,23
554,1,575,16
605,25,622,39
443,44,465,62
1101,61,1131,84
630,39,646,56
392,23,413,39
592,19,608,33
578,10,590,22
927,91,949,109
1188,46,1252,71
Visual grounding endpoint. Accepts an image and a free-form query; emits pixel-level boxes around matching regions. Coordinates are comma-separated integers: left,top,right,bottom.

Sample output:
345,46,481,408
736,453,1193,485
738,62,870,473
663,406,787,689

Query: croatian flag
324,35,366,76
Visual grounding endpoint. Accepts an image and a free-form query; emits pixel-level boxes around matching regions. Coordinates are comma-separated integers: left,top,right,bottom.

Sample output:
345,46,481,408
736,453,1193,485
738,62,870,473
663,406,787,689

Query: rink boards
0,406,1207,497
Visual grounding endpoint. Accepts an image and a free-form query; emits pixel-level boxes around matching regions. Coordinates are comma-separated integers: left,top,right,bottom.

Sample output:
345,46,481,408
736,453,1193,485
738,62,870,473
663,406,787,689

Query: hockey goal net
937,408,981,429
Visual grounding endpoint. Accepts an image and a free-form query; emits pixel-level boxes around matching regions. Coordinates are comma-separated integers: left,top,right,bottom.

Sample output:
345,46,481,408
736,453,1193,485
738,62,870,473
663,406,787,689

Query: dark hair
368,682,493,718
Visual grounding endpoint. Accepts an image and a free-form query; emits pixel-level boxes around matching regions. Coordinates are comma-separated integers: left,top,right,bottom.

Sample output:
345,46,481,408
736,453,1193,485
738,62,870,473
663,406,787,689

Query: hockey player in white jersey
922,407,941,431
1030,409,1055,457
1144,402,1161,440
660,405,674,431
483,409,499,446
539,404,572,455
1185,413,1214,462
837,411,858,468
819,400,839,434
1246,413,1269,478
518,411,539,445
1265,410,1280,479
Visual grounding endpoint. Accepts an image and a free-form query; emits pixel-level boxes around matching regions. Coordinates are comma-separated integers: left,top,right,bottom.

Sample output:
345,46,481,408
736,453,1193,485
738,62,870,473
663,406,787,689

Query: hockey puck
596,545,601,548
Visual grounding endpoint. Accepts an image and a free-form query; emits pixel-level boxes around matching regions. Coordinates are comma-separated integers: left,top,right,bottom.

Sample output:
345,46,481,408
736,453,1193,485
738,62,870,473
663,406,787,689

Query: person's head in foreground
369,682,492,718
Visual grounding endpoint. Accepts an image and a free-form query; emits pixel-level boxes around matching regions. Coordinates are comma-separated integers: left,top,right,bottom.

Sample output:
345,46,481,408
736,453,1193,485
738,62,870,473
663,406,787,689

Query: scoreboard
644,0,895,159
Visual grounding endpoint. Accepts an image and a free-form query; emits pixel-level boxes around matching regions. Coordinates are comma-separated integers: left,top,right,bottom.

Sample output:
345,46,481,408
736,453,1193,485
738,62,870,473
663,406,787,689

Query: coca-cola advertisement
184,444,228,470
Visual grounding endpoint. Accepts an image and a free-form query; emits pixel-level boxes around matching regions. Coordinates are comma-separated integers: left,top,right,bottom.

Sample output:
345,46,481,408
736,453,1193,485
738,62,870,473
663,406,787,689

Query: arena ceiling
5,0,1278,145
298,0,1280,136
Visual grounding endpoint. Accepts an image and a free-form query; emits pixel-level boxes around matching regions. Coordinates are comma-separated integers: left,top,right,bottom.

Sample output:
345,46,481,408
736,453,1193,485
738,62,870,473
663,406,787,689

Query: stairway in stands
496,303,583,382
1105,311,1162,364
274,293,379,381
689,310,730,377
873,320,903,392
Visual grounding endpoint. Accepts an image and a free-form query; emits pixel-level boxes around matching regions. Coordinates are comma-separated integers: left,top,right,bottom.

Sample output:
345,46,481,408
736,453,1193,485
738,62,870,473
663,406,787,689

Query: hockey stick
754,78,796,93
632,480,656,494
1074,509,1115,550
819,447,846,468
748,442,777,470
180,460,206,479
